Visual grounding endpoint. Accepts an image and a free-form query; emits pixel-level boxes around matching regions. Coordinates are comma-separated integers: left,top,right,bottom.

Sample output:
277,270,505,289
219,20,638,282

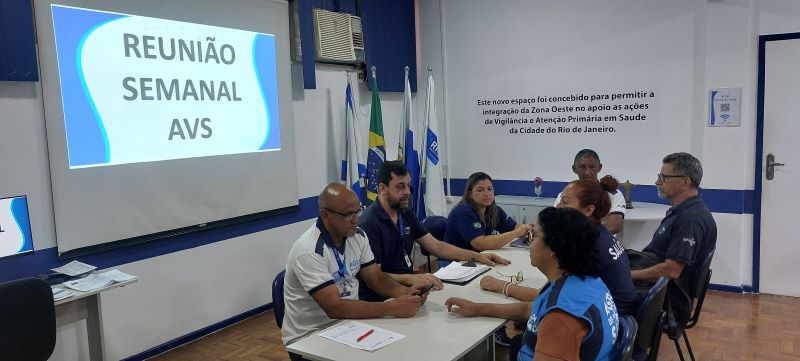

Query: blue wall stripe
709,283,755,294
0,182,755,285
121,303,274,361
0,196,320,283
448,179,755,215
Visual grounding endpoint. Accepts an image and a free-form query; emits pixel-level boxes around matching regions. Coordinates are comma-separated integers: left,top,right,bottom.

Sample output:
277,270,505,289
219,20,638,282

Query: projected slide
51,5,281,168
0,196,33,259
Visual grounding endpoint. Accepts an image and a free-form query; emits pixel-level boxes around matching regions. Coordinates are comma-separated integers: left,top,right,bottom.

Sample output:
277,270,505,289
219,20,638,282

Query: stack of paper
434,261,490,284
62,269,136,292
52,287,74,301
97,269,137,282
51,260,96,276
319,321,404,352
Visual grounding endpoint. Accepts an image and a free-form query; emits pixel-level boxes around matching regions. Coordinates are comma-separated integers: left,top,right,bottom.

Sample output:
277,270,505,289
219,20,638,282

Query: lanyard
328,243,347,280
397,215,413,268
397,215,408,255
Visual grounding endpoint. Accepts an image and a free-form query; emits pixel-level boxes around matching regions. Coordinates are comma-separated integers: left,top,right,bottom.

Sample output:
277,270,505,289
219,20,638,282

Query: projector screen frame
34,0,300,258
57,204,299,260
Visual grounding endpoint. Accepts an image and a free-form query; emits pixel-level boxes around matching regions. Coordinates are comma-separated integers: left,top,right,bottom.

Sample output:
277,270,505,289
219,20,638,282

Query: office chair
421,216,447,272
667,250,715,361
0,277,57,361
634,277,668,361
271,270,286,328
612,315,638,361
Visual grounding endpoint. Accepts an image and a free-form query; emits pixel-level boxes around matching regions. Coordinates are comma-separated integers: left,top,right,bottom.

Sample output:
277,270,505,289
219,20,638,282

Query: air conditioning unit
312,9,365,64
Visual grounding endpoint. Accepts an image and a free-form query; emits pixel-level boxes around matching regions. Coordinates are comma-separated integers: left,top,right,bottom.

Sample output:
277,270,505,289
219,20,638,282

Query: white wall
420,0,800,289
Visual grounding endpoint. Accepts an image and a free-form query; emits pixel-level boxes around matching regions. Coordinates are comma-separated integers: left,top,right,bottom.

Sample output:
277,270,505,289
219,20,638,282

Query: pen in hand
356,329,374,342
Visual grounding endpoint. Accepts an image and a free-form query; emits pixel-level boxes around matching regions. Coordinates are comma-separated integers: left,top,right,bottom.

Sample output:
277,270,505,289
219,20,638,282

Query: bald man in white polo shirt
282,183,428,354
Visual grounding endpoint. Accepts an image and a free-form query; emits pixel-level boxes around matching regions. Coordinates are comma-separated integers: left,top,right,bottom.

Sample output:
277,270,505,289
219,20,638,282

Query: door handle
766,153,786,180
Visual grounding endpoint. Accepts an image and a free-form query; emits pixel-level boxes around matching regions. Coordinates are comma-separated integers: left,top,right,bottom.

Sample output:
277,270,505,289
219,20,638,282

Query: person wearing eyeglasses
629,152,717,326
481,179,640,317
554,149,626,234
282,183,428,352
357,161,511,301
444,172,532,254
445,207,619,361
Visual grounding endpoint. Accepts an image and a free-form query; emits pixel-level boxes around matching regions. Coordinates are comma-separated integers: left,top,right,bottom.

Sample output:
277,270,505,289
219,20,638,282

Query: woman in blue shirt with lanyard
445,172,532,252
445,207,618,361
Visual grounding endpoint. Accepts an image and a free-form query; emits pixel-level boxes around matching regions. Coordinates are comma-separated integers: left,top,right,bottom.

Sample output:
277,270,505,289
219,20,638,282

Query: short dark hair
378,160,408,186
537,207,600,278
574,149,600,164
663,152,703,188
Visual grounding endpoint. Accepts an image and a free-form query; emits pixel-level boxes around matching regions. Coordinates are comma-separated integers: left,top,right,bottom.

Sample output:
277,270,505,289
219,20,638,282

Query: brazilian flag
365,74,385,205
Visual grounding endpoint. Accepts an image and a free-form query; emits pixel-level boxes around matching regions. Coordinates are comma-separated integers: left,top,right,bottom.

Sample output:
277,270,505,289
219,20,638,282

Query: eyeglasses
656,173,686,182
496,270,524,284
574,165,600,172
323,208,363,220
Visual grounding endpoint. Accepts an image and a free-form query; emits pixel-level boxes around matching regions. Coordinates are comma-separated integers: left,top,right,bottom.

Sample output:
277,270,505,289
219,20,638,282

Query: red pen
356,329,374,342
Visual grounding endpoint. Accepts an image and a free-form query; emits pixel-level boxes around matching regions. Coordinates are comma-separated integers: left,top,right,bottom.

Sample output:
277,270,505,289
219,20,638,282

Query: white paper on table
51,261,96,276
318,321,405,351
96,269,136,282
62,274,114,292
433,261,489,283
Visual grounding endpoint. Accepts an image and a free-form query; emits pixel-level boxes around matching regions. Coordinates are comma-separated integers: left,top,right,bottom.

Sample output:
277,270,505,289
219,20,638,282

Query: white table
54,278,137,361
286,247,546,361
494,195,669,248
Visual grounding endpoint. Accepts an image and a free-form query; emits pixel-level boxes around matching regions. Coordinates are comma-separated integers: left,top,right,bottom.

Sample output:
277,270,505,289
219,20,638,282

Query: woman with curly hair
480,179,639,316
445,207,619,361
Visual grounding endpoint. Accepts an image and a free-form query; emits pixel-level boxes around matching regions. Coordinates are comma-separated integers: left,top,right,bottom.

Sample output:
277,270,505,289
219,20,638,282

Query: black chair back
686,249,714,329
422,216,447,243
612,315,638,361
422,216,447,271
271,270,286,328
634,277,668,356
0,277,56,361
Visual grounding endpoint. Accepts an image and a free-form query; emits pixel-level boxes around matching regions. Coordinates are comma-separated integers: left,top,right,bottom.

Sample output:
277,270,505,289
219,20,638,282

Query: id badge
404,254,412,268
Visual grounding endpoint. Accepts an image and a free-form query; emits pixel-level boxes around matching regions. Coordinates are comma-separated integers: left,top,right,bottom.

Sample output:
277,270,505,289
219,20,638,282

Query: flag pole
398,66,410,161
416,67,433,218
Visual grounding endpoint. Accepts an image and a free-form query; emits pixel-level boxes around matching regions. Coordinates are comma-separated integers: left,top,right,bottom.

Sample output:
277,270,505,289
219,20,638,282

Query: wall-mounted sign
709,87,741,127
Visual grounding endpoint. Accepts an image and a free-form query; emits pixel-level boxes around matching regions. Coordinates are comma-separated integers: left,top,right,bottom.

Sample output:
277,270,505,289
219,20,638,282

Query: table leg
86,294,106,361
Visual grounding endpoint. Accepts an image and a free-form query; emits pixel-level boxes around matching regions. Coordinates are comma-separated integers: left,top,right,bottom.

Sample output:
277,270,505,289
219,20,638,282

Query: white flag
341,77,366,203
423,71,447,216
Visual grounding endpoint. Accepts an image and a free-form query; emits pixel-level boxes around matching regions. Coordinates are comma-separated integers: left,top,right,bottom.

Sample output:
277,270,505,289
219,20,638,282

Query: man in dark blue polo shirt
630,152,717,324
358,161,511,301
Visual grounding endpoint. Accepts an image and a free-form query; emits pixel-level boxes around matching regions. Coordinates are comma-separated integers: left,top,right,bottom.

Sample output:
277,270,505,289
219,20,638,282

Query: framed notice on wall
709,88,741,127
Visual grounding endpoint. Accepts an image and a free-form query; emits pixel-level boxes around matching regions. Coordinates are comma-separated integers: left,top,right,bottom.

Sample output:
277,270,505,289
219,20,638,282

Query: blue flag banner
341,78,367,203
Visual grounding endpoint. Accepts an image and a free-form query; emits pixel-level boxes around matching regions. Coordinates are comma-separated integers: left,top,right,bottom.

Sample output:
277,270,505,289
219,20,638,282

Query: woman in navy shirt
480,178,639,316
445,172,531,252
